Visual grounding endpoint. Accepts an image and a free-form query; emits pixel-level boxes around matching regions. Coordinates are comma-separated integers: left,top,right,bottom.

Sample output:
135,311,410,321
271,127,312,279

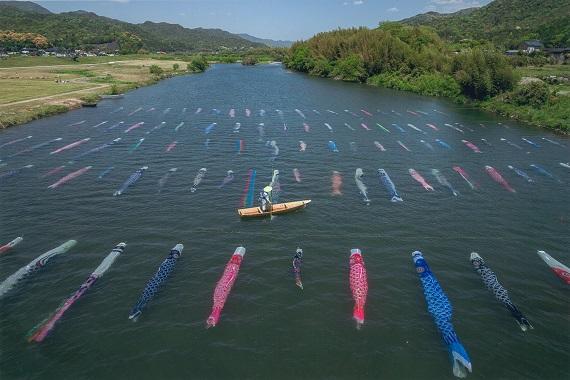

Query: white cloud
387,7,399,12
353,0,364,5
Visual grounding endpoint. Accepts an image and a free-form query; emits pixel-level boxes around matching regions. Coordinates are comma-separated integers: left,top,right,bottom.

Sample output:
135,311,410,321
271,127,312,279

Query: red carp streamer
206,247,246,328
349,249,368,329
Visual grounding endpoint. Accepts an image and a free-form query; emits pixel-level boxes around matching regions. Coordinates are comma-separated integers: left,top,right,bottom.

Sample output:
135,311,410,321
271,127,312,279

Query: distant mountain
238,34,293,48
0,1,263,52
400,0,570,48
0,1,51,14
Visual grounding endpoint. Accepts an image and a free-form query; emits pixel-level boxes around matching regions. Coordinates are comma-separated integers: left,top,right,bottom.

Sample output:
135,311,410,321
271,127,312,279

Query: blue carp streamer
129,244,183,321
412,251,472,378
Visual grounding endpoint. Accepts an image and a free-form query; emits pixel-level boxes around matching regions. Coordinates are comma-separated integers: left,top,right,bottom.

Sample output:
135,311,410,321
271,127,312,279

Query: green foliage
241,56,258,65
451,48,515,99
0,3,264,52
401,0,570,48
482,95,570,132
309,59,333,77
188,55,208,72
368,72,462,98
110,84,120,95
331,54,367,82
172,63,179,71
117,32,143,54
507,81,551,107
149,64,163,76
79,93,100,104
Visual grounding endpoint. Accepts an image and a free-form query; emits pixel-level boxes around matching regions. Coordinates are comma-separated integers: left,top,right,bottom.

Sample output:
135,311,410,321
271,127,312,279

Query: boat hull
238,200,311,218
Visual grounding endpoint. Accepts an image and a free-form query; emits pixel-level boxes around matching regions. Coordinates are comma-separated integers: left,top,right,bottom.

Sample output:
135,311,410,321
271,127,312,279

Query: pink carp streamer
453,166,478,190
331,171,342,195
425,123,439,131
206,247,246,328
485,166,516,193
407,110,419,116
229,109,235,118
409,169,434,191
360,123,371,131
245,109,251,117
349,249,368,329
0,237,23,255
50,138,90,155
299,141,307,152
303,123,310,133
29,243,126,342
165,141,177,152
124,122,145,133
293,168,302,183
360,109,373,117
48,166,92,189
462,140,482,153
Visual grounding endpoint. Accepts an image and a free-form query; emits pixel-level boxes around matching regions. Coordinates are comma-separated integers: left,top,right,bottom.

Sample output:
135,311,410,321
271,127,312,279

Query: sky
34,0,492,41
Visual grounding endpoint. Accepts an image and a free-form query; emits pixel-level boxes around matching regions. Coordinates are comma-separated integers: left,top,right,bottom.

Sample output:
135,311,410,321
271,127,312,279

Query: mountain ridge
0,1,263,52
238,34,293,48
399,0,570,48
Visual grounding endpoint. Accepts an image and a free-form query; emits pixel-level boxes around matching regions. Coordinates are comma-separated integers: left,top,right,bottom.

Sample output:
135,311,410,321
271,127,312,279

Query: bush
242,56,258,66
368,72,462,98
149,64,163,76
172,63,179,71
508,81,550,107
110,84,120,95
188,56,208,72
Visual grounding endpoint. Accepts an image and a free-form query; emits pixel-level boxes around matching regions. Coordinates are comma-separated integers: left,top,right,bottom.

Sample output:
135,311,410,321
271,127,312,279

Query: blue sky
36,0,492,41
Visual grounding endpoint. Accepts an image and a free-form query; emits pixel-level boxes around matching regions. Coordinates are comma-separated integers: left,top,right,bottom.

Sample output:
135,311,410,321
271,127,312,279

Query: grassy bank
0,55,206,128
365,65,570,132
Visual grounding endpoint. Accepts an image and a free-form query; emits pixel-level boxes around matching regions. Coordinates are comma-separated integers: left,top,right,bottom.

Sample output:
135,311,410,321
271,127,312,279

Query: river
0,63,568,379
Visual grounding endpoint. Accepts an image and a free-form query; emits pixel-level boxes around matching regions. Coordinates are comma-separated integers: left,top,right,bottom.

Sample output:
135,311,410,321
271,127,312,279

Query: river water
0,64,568,379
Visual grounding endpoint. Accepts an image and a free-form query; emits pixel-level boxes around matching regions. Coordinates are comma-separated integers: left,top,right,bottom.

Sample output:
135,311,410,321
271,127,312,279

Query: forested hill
0,1,263,52
400,0,570,48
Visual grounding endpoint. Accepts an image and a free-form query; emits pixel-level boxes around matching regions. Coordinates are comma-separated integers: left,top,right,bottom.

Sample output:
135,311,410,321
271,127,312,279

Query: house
520,40,544,54
544,47,570,63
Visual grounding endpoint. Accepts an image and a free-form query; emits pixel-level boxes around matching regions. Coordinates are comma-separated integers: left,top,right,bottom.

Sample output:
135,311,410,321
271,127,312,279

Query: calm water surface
0,64,569,379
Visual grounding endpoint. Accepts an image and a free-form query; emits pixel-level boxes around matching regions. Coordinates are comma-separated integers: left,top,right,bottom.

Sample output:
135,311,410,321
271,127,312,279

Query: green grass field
515,64,570,79
0,79,96,103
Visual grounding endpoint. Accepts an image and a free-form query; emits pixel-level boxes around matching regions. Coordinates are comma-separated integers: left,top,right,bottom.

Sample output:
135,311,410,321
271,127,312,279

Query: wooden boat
238,200,311,218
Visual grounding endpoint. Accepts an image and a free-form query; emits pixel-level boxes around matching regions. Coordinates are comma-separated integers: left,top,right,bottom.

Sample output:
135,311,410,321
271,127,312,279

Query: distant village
505,40,570,63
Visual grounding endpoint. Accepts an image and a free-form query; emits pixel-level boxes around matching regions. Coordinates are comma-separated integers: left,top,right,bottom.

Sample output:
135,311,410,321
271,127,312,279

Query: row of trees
284,24,516,100
0,30,49,50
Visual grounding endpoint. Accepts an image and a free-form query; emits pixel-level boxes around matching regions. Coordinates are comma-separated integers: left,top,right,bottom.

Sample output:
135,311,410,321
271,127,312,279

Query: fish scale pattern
472,256,531,329
418,274,460,346
130,249,180,319
206,254,243,327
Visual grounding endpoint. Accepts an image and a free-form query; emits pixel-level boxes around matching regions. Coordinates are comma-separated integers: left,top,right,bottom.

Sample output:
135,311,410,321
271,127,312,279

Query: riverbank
0,55,205,128
366,65,570,134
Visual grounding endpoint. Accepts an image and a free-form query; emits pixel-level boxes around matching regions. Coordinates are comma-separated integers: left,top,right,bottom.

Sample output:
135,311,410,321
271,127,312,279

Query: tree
188,55,208,72
149,64,163,76
172,63,179,71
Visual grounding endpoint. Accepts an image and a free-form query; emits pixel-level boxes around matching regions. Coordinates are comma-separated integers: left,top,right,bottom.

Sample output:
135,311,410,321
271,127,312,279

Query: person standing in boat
259,186,273,212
